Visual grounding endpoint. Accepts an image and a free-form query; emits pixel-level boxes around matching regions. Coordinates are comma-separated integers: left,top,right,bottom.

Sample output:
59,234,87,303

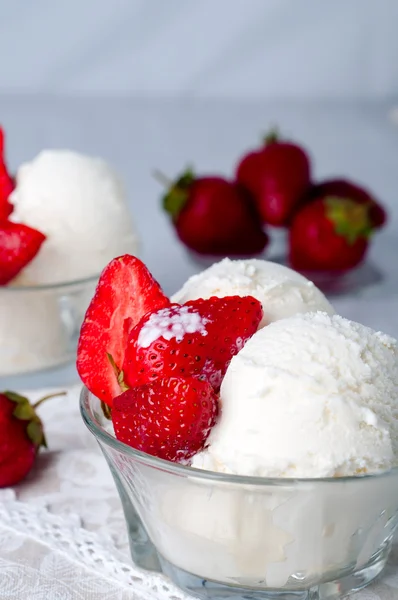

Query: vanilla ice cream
1,149,137,376
172,258,334,327
192,312,398,478
10,149,138,284
150,313,398,588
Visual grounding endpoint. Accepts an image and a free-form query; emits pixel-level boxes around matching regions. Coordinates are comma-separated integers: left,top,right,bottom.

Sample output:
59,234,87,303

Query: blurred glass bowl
0,274,98,377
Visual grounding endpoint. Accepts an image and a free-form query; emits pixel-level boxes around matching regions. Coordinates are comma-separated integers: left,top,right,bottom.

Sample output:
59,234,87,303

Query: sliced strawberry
123,296,263,392
112,377,218,462
0,222,46,285
77,255,170,406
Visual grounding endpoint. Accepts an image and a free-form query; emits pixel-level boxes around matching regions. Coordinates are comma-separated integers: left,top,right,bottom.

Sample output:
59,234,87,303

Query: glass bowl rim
80,386,398,487
1,272,100,292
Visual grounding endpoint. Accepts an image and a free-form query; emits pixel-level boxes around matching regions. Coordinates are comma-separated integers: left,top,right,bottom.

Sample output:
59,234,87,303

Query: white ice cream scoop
192,312,398,478
172,258,334,328
10,149,138,284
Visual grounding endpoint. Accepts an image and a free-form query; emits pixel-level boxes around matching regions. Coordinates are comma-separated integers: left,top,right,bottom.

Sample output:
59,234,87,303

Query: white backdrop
0,0,397,99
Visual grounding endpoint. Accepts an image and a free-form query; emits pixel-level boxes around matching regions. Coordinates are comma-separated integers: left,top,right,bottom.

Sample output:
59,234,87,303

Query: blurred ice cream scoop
10,150,138,284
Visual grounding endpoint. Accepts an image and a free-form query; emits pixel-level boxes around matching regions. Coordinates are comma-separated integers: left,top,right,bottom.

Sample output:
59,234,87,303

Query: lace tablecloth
0,386,193,600
2,385,398,600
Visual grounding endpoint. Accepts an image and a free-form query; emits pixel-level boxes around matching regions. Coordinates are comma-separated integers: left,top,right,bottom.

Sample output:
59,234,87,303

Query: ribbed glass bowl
80,387,398,600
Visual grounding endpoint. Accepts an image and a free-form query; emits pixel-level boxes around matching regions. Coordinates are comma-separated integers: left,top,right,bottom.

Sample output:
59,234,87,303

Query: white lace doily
0,386,193,600
1,385,398,600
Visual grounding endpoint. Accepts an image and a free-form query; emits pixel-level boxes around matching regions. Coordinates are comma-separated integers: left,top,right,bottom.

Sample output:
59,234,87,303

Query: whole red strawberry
289,197,374,272
0,391,47,487
123,296,263,392
161,170,268,255
112,377,218,462
304,179,387,229
235,131,311,227
77,255,170,406
0,221,46,284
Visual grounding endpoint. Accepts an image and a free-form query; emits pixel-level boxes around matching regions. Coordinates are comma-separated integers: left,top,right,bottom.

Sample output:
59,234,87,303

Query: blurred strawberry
0,126,14,220
235,131,311,226
161,169,268,256
289,197,374,272
0,221,46,284
304,179,387,229
0,391,63,487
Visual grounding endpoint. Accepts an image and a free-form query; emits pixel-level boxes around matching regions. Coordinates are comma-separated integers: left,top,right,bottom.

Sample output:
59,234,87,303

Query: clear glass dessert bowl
0,274,98,377
81,387,398,600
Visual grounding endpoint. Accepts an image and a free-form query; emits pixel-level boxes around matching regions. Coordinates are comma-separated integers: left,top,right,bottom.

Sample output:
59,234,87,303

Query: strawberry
289,197,374,272
0,221,46,285
0,163,14,220
235,131,311,226
0,127,14,220
112,377,218,462
123,296,263,391
0,127,4,156
0,391,48,487
77,255,170,407
161,170,268,255
304,179,387,229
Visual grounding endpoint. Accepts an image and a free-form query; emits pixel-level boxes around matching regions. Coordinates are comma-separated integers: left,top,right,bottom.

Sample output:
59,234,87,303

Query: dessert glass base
159,542,390,600
81,389,398,600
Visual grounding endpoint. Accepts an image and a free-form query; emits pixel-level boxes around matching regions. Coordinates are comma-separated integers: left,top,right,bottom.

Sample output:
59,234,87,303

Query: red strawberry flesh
112,377,218,462
0,221,46,285
77,255,170,406
123,295,263,391
0,127,15,219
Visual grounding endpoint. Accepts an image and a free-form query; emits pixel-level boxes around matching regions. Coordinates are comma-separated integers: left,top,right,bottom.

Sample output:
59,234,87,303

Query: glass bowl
80,388,398,600
0,275,98,377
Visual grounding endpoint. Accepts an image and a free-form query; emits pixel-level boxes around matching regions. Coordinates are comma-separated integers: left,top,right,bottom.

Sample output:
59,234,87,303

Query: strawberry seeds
77,255,263,463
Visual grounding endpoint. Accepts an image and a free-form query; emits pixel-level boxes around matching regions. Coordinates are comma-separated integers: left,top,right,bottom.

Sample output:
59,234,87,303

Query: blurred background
1,0,398,98
0,0,397,322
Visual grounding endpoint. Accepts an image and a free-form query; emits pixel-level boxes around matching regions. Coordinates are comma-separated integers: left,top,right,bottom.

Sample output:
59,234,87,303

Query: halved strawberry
0,222,46,285
123,296,263,392
77,255,170,406
112,377,218,462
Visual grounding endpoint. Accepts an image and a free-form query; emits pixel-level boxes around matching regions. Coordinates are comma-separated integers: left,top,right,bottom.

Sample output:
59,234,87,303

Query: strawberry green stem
264,127,279,145
153,169,173,188
33,391,67,410
101,401,112,420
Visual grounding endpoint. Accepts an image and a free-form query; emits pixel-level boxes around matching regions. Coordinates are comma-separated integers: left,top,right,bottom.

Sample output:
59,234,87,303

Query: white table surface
1,96,398,599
